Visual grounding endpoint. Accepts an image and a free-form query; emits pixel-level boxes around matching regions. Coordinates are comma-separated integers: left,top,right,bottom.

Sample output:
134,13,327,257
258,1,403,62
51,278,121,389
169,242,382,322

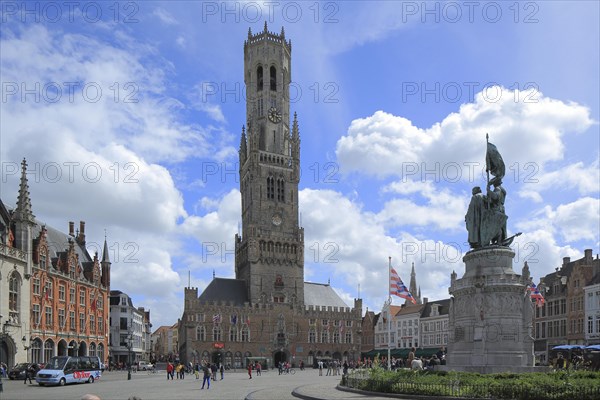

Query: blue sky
1,1,598,328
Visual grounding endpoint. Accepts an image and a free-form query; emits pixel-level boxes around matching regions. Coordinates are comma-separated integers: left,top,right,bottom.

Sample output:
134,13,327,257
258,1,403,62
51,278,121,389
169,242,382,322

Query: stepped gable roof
198,278,249,305
304,282,349,309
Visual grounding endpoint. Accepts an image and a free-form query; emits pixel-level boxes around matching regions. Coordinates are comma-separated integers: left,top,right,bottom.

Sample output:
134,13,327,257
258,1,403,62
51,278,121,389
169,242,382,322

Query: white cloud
153,8,178,25
336,88,594,181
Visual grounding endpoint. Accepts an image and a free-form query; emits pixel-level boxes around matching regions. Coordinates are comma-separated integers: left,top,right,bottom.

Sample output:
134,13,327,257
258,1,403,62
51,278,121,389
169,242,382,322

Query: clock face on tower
268,107,282,123
271,214,282,226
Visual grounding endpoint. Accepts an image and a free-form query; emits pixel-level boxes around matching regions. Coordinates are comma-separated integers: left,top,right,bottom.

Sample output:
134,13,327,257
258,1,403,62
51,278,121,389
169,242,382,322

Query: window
98,319,103,334
196,313,205,322
70,311,76,331
229,327,238,342
333,331,340,343
345,332,352,344
9,273,19,314
32,304,40,326
120,317,128,330
322,319,329,326
277,178,285,202
270,66,276,91
70,288,75,304
267,176,274,199
309,319,316,326
213,326,222,341
196,326,205,341
80,313,85,332
58,309,65,329
45,306,53,328
97,295,103,309
80,289,85,306
45,281,53,299
309,329,316,343
257,66,263,91
59,285,65,301
90,315,95,332
33,278,40,295
241,326,250,342
321,330,328,343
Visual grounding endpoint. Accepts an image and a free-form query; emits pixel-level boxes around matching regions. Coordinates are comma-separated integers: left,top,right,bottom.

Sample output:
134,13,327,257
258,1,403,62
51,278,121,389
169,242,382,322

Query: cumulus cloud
336,88,593,180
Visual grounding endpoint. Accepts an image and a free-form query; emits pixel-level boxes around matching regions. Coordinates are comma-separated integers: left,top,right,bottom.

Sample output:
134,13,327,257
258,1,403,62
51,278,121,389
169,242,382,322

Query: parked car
8,363,40,380
137,361,154,371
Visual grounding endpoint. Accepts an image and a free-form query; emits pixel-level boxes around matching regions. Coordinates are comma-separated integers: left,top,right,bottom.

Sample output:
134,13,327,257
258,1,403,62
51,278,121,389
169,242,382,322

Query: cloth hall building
178,24,363,368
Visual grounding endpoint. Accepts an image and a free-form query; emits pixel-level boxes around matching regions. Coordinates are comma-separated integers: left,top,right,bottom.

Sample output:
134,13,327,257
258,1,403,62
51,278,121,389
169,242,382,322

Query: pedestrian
24,364,33,384
343,361,348,376
247,362,252,379
201,363,211,389
220,364,224,380
210,362,217,381
326,361,332,376
166,362,174,380
255,361,261,376
194,363,200,379
318,360,323,376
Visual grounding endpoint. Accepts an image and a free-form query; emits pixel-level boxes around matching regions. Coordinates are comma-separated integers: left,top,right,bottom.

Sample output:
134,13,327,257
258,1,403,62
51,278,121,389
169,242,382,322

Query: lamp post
1,314,4,394
127,331,133,380
22,336,30,363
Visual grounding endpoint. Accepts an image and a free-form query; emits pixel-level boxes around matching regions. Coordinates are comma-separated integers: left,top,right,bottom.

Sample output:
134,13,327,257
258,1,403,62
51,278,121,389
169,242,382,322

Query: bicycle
285,368,296,375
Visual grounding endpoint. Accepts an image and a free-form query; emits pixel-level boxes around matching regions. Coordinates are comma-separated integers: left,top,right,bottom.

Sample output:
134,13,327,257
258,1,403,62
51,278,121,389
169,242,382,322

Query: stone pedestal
445,246,537,373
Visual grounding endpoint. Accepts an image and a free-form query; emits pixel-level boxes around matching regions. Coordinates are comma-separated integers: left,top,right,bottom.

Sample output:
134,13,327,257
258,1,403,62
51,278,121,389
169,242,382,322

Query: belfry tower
235,23,304,305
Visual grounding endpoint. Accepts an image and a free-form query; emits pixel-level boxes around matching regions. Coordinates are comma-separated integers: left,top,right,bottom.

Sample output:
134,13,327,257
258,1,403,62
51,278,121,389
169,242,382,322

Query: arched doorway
0,335,16,367
59,339,69,356
211,351,222,365
333,351,341,361
43,339,55,363
273,350,287,367
78,341,87,356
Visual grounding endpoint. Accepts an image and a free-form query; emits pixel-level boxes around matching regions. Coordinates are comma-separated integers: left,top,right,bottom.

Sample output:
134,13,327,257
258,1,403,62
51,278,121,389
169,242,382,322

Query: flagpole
388,257,392,371
486,133,490,209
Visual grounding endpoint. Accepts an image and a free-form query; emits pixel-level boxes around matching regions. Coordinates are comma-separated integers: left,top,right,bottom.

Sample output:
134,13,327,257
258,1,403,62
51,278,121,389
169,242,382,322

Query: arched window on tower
267,176,275,199
270,66,277,91
277,178,285,202
257,66,263,91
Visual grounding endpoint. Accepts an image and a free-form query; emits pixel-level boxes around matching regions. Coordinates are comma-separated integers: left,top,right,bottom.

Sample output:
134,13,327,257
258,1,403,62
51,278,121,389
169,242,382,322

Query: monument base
437,365,549,374
446,246,535,372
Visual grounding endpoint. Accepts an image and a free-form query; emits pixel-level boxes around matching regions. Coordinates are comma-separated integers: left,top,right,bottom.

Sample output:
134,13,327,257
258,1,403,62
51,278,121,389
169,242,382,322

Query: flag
231,315,237,325
390,267,416,304
212,313,221,324
246,316,250,325
528,282,545,307
91,299,97,312
486,141,505,180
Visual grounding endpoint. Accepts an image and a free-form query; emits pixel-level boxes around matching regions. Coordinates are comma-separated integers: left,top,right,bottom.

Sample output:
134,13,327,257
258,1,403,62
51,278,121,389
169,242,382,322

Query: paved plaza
0,369,397,400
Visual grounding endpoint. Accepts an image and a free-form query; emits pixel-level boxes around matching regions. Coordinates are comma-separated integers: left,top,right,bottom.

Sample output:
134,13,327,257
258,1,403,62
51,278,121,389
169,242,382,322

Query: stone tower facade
235,23,305,306
179,25,363,370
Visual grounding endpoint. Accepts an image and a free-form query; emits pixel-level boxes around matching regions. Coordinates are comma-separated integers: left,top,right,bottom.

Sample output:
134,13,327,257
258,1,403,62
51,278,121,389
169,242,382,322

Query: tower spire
407,262,420,305
14,158,35,223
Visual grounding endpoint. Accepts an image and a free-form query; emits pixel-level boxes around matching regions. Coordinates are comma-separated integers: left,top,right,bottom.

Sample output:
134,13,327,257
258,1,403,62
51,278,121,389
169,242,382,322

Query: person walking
220,364,224,380
194,363,200,379
318,360,323,376
255,361,261,376
166,362,174,380
23,364,34,384
247,362,252,379
201,363,211,389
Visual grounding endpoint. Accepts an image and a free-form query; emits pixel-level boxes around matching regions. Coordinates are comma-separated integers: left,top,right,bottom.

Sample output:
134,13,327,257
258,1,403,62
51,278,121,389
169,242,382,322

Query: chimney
77,221,86,245
563,257,570,267
584,249,592,262
69,221,74,236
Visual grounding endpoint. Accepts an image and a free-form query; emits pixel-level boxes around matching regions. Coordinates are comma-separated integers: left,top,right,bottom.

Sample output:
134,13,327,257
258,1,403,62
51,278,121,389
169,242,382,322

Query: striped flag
528,282,545,307
390,267,416,304
212,313,222,323
231,315,237,325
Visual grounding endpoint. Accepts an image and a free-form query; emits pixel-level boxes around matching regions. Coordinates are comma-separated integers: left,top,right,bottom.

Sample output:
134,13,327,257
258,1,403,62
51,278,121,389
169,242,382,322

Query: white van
36,356,102,386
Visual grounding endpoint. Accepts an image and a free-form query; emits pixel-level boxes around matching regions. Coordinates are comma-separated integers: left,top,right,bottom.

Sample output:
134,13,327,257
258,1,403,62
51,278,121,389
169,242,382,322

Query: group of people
317,359,347,376
165,360,225,388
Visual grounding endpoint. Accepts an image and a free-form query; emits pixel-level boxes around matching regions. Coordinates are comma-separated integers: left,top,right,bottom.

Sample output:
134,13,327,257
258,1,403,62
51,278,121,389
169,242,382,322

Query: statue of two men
466,177,507,249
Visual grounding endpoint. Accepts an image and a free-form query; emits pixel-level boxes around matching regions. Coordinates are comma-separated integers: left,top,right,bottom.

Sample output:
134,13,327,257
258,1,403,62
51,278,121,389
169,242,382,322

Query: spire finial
14,157,35,223
213,269,216,279
280,26,285,38
264,21,268,32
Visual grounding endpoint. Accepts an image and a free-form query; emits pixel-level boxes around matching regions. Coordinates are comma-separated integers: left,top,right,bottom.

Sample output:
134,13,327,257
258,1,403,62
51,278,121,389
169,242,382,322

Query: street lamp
1,314,4,394
22,336,30,363
127,331,133,380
